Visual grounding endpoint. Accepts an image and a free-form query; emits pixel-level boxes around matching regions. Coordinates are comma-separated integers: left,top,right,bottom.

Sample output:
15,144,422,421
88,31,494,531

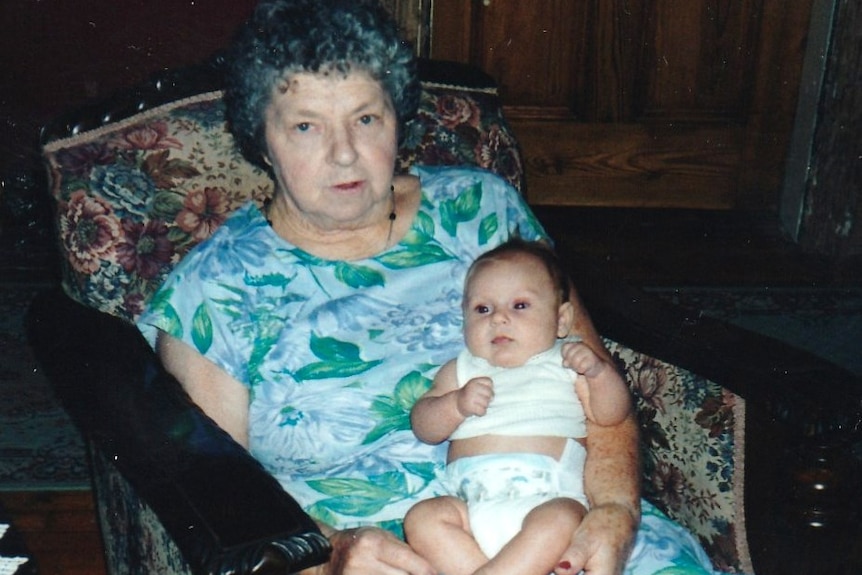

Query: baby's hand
456,377,494,417
562,341,607,379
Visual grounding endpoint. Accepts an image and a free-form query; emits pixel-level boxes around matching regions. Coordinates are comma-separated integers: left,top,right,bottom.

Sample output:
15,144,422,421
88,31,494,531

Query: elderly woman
138,1,723,574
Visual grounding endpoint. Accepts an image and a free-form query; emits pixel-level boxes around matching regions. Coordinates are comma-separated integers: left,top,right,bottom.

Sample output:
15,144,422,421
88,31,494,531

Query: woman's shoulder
169,201,277,277
212,201,268,238
410,164,544,246
412,164,511,188
412,165,518,206
183,202,268,252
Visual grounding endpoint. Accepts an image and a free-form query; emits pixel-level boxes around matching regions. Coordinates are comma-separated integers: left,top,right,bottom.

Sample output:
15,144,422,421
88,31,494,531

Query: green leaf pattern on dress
440,181,482,237
191,303,213,354
146,285,183,339
294,334,384,382
364,370,433,445
334,262,386,288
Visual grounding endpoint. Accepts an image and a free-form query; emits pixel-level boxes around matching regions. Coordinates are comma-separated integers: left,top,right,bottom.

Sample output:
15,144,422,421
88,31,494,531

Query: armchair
30,55,861,575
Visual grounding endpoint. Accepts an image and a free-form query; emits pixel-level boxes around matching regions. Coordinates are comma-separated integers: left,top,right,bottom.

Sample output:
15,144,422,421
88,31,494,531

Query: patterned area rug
0,283,89,491
647,286,862,377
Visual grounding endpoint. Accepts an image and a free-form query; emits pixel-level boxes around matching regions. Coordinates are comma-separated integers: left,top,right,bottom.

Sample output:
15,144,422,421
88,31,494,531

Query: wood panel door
431,0,813,209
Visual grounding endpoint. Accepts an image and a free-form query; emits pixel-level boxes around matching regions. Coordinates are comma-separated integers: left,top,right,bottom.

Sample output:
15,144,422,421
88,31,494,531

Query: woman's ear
557,301,575,338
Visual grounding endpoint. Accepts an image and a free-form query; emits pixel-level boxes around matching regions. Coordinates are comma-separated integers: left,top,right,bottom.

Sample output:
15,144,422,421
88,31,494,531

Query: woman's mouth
332,180,364,192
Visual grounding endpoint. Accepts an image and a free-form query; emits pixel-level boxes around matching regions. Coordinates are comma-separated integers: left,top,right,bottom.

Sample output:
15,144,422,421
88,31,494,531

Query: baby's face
463,253,570,368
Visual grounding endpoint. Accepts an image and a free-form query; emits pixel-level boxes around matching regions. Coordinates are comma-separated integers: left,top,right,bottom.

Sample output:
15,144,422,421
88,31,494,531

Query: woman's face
263,70,399,232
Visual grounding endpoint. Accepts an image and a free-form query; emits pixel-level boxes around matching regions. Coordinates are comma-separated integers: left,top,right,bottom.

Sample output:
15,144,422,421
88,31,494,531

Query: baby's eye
513,301,529,310
474,304,490,314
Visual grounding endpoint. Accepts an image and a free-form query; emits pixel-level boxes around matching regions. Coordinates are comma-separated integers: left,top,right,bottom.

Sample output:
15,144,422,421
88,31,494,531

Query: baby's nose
491,309,509,324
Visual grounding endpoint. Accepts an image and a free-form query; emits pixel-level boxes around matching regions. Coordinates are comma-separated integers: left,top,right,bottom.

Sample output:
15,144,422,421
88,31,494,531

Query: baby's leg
404,495,488,575
474,497,586,575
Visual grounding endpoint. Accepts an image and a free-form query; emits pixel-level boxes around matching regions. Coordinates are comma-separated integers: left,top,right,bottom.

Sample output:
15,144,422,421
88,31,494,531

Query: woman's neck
268,174,420,261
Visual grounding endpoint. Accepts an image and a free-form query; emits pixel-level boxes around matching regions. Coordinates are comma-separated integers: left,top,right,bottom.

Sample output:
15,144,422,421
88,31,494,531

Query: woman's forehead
269,70,391,112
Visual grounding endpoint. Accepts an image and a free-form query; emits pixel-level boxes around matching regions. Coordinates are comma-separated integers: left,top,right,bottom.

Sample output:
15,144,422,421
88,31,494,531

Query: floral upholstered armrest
604,338,748,573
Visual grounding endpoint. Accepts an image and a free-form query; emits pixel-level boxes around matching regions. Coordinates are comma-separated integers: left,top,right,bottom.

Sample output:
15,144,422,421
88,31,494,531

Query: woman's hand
553,502,639,575
322,526,436,575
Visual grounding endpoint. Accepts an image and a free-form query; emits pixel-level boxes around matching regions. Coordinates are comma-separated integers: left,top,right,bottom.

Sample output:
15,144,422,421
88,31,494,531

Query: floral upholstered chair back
43,81,521,322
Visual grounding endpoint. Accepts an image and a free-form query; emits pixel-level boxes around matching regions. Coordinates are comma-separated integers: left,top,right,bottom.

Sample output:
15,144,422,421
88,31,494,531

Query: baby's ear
556,301,575,338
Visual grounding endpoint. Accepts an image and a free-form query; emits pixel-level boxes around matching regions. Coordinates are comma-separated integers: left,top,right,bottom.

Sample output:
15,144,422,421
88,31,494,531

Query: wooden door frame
383,0,433,56
780,0,862,258
780,0,837,242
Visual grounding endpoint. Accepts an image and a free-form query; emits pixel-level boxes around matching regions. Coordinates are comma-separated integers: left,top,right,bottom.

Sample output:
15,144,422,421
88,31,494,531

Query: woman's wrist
591,500,641,527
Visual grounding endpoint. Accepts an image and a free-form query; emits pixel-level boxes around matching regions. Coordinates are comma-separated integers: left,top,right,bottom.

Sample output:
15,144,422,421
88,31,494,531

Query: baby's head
462,239,574,368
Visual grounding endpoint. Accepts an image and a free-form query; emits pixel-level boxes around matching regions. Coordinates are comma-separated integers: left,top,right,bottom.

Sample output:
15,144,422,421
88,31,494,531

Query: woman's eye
359,114,375,125
295,122,311,132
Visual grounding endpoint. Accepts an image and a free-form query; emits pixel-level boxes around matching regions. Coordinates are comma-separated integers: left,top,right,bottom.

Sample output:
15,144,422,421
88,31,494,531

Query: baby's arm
410,359,494,445
562,341,631,427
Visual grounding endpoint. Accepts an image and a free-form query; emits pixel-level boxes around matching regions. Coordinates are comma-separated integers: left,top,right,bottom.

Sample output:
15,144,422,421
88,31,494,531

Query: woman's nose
329,126,358,166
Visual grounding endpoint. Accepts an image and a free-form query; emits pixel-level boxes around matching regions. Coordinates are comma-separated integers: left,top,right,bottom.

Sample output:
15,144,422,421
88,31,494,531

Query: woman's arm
568,286,640,509
558,290,640,575
557,415,640,575
156,331,250,448
584,413,641,518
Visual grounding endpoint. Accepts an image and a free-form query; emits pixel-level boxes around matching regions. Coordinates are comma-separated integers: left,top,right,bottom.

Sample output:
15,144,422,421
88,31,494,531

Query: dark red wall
0,0,256,175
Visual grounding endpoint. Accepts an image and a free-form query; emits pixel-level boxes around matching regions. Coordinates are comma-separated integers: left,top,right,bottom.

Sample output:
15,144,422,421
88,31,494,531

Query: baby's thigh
405,495,471,533
522,497,587,534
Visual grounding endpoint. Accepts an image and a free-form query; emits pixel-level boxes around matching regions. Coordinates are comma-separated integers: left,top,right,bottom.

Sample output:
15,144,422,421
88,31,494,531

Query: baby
405,239,632,575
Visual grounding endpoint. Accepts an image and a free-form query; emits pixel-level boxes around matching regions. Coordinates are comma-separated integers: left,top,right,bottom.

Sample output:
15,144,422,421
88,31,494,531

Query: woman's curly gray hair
225,0,419,165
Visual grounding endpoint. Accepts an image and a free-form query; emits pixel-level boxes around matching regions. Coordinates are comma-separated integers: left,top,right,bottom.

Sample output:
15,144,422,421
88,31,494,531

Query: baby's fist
562,342,606,379
457,377,494,417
